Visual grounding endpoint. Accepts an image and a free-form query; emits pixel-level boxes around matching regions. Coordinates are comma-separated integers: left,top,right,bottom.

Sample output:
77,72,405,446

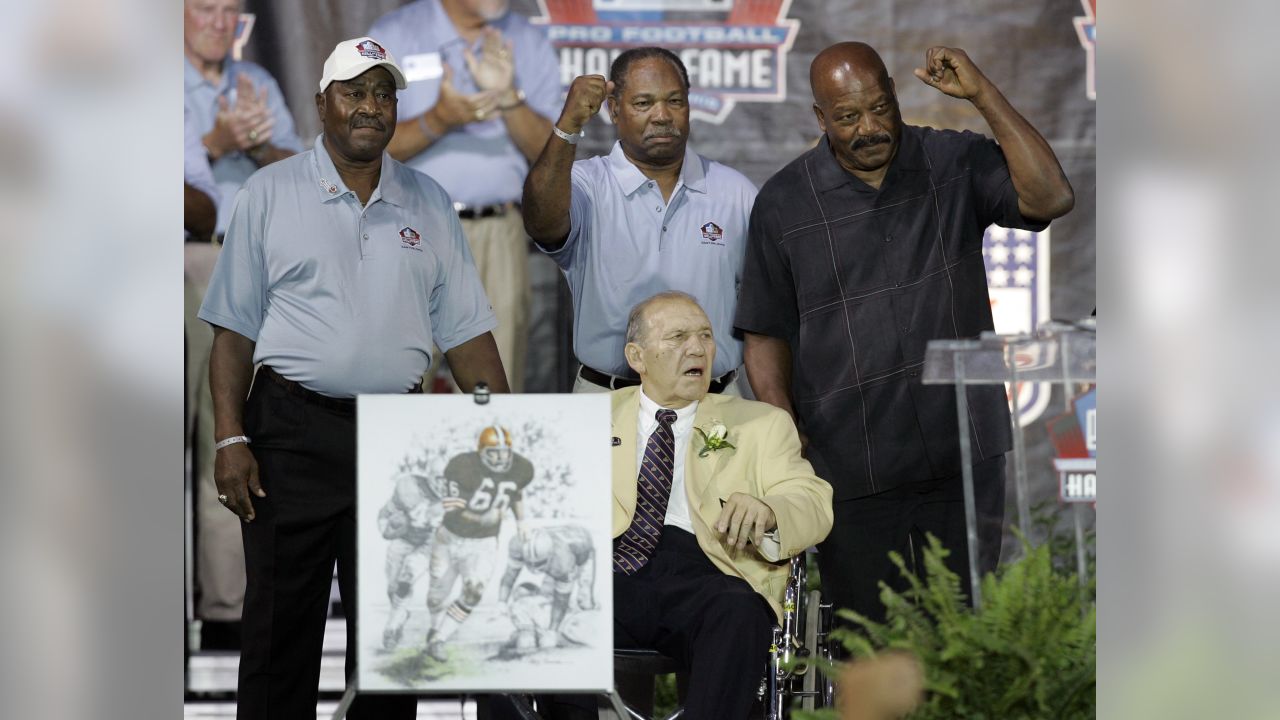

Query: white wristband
214,435,251,451
551,125,583,145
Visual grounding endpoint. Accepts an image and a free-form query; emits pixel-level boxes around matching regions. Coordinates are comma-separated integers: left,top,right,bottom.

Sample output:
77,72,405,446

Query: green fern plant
797,533,1095,720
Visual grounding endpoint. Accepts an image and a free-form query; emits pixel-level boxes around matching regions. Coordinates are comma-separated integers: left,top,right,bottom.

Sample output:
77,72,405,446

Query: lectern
922,320,1096,607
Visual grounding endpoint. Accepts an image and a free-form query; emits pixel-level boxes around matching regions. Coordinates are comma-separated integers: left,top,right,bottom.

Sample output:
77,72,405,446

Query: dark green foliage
1031,499,1096,594
796,534,1095,720
654,673,679,717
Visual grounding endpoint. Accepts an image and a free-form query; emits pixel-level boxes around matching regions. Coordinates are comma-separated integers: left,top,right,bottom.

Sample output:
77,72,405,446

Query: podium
922,320,1096,607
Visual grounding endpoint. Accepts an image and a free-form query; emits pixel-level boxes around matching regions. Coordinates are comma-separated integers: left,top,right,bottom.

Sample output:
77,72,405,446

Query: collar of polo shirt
606,141,707,197
311,134,407,207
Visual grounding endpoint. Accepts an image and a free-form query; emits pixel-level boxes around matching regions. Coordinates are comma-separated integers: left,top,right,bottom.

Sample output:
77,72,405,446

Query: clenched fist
556,74,611,134
913,47,993,101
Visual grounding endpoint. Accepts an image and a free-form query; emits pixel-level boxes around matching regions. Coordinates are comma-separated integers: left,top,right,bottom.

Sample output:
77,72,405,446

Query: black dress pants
502,528,773,720
236,374,417,719
615,528,773,718
817,454,1007,628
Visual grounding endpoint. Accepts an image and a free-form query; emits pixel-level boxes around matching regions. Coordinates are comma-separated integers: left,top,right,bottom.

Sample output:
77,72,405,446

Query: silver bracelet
214,435,251,451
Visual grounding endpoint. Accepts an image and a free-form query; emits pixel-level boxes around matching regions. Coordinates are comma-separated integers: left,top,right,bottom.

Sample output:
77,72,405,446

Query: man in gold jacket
606,291,832,718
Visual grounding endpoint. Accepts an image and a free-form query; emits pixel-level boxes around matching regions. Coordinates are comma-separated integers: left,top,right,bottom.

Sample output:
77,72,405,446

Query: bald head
810,42,890,106
808,41,902,186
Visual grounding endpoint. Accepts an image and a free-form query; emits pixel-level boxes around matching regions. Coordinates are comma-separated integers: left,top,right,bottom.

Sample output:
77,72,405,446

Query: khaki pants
428,210,530,392
186,243,246,622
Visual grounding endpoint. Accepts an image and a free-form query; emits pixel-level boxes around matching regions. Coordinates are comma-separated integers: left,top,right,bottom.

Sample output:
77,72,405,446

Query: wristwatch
499,88,527,111
551,125,584,145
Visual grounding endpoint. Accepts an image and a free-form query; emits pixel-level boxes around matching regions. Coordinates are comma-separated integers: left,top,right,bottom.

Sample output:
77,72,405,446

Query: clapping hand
208,73,274,158
431,64,503,127
464,28,515,93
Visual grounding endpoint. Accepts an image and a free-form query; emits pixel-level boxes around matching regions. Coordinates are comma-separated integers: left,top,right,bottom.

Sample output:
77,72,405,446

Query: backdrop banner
236,0,1096,548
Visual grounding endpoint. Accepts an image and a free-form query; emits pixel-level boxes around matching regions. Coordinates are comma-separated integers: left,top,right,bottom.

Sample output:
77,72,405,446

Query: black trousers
236,374,417,719
501,528,773,720
817,454,1007,627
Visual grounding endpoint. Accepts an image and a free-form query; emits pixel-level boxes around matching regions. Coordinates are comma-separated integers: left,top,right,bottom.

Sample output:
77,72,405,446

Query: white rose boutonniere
694,420,735,458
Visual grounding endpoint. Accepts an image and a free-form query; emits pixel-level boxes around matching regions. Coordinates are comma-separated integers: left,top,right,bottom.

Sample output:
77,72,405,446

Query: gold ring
218,494,229,504
476,110,485,120
249,129,259,142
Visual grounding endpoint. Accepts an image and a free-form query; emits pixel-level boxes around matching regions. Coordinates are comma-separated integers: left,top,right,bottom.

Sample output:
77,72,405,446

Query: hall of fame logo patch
357,39,389,60
984,225,1051,427
399,226,422,250
1074,0,1096,101
532,0,800,124
699,221,723,244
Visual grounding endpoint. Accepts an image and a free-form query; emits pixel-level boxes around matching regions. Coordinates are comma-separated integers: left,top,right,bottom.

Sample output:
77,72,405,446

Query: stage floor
183,618,480,719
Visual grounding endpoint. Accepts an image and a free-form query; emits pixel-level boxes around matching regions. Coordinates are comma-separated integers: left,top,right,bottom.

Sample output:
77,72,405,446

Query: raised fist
912,46,992,101
556,74,610,134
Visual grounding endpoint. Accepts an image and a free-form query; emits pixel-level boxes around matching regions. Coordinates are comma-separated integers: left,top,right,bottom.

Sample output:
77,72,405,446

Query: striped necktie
613,409,678,575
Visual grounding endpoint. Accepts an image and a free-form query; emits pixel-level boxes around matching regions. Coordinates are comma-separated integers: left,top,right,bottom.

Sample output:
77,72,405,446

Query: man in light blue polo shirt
199,38,508,719
369,0,561,391
523,47,757,395
184,0,303,237
184,0,304,649
185,106,217,241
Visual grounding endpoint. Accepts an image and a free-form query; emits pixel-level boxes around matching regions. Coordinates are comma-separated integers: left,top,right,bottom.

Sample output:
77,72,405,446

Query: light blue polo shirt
543,142,757,378
184,105,217,207
184,57,304,235
198,135,498,398
368,0,561,206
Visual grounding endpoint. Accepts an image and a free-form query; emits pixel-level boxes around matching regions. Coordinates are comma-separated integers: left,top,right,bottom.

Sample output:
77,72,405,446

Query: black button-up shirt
735,126,1048,500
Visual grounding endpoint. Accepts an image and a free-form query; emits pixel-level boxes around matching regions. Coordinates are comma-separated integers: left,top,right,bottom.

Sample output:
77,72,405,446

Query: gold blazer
610,387,834,620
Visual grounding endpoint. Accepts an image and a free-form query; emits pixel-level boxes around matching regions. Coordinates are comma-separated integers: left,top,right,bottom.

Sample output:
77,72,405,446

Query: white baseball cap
318,37,407,93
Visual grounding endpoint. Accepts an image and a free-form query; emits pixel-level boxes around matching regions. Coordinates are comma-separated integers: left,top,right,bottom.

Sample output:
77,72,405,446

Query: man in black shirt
734,42,1074,623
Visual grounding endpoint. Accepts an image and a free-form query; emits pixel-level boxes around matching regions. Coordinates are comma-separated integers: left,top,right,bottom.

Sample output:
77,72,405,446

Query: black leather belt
454,202,518,219
579,365,736,394
260,366,422,416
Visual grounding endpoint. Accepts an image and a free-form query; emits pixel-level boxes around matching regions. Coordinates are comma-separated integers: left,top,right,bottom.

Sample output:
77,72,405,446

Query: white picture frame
356,393,613,693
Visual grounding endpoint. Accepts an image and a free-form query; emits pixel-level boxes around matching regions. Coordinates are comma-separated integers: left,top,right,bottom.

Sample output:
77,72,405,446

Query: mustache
645,126,683,140
851,133,891,150
352,117,386,130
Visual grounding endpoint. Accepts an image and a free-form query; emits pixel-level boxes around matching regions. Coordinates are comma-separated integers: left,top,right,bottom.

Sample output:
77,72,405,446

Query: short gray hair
625,291,701,345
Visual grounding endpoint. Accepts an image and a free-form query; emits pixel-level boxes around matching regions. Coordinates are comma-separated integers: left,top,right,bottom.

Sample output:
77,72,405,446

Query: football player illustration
376,470,461,649
424,425,535,661
497,525,597,654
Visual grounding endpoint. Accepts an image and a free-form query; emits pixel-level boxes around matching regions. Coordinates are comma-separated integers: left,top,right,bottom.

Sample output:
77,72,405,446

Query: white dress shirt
634,390,784,560
636,391,698,535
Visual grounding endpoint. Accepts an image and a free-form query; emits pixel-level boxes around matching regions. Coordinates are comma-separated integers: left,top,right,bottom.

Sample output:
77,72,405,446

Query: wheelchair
503,553,834,720
606,552,835,720
764,552,835,717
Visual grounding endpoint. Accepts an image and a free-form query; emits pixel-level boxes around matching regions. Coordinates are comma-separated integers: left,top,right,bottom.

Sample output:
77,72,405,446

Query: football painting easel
334,384,614,718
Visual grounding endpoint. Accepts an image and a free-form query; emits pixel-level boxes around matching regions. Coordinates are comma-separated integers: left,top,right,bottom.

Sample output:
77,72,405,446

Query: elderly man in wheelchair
495,293,834,720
